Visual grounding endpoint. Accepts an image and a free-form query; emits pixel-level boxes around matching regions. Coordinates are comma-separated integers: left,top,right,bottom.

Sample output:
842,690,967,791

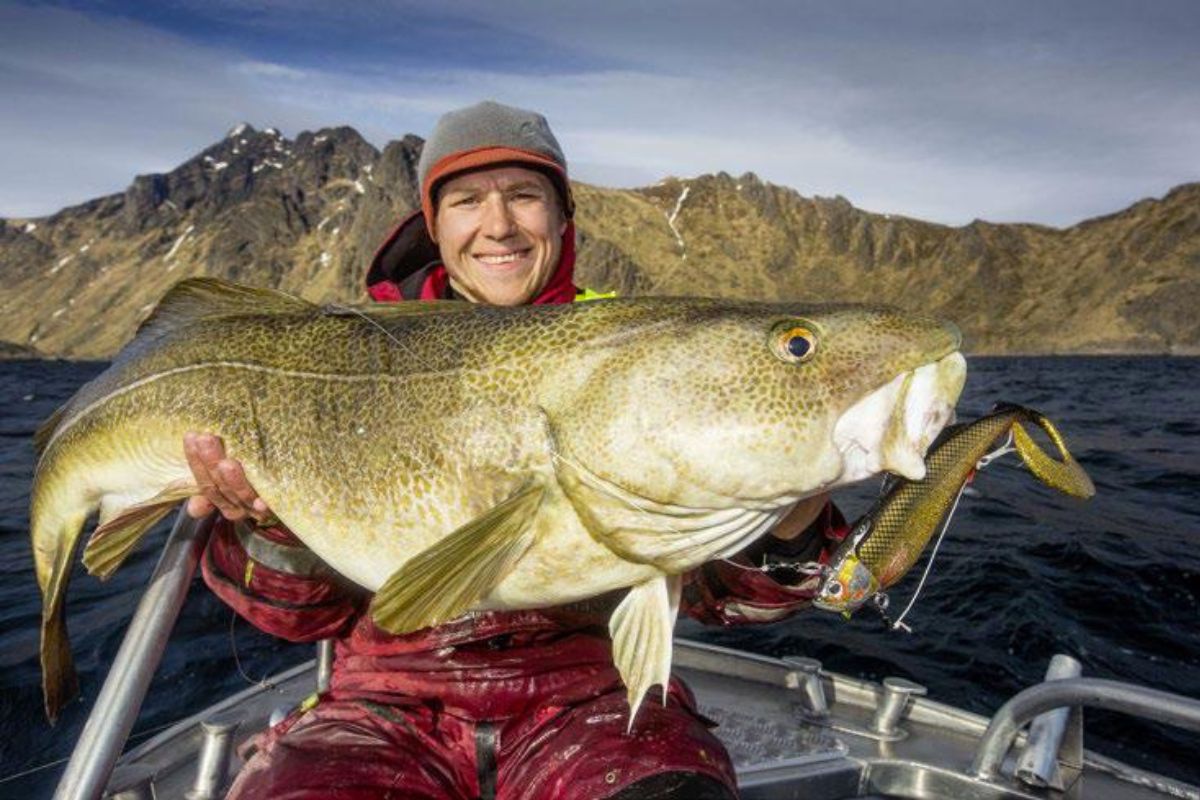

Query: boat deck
106,639,1199,800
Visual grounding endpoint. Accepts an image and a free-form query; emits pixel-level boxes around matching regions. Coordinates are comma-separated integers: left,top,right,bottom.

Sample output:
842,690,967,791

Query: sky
1,0,1198,226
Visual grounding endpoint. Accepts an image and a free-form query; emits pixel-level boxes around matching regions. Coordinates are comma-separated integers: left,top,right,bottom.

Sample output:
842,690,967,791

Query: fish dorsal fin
322,300,475,318
609,574,682,731
82,481,199,579
138,278,315,336
370,480,545,634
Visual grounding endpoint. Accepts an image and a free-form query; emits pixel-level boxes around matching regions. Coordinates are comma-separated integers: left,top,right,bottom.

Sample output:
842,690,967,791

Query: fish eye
826,582,842,597
771,323,818,363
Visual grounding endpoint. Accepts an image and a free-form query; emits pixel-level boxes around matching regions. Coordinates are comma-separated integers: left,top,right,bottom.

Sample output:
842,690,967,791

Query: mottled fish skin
31,278,965,721
814,403,1095,615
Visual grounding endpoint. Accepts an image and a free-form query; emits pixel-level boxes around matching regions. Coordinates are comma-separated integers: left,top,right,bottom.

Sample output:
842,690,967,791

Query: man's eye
450,196,479,207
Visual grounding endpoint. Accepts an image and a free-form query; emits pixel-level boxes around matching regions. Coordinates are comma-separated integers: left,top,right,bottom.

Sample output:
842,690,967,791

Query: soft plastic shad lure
814,403,1095,627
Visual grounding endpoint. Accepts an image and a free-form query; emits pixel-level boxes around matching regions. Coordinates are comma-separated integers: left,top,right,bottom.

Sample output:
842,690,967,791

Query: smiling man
185,101,843,800
433,166,567,305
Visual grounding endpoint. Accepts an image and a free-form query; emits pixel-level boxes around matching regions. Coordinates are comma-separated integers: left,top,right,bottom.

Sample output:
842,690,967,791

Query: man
186,101,845,799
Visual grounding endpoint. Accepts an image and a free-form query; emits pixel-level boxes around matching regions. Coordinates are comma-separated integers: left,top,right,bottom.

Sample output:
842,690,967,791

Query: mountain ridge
2,124,1196,358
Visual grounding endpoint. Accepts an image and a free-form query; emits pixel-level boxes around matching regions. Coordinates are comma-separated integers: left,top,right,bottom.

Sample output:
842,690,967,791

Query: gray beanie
417,100,573,224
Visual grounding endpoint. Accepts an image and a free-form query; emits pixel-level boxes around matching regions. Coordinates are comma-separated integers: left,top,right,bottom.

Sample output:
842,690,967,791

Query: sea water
2,357,1198,793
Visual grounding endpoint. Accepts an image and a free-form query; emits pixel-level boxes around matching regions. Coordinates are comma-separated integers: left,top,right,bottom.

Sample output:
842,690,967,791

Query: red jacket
201,212,848,718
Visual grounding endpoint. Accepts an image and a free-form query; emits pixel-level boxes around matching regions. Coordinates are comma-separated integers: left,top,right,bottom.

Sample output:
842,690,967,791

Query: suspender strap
475,721,498,800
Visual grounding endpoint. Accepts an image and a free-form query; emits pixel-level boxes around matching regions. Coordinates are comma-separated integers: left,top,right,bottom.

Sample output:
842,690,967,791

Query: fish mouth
833,352,967,483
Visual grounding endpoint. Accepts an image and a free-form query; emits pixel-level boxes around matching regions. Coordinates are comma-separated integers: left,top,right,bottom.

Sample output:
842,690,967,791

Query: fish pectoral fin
609,574,682,732
82,481,198,579
370,480,545,635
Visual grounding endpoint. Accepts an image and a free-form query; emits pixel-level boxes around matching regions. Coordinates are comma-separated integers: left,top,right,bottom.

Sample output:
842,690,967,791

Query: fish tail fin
32,437,194,722
1012,417,1096,499
82,481,198,579
41,592,79,725
30,485,89,723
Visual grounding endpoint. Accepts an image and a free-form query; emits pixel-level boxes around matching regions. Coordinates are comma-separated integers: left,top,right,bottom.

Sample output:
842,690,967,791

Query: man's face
433,166,568,306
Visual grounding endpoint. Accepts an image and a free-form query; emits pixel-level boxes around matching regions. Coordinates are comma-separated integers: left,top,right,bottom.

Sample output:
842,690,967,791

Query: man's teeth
477,252,525,264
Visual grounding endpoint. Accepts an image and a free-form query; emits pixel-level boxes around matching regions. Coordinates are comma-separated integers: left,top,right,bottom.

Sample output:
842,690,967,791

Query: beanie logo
520,116,555,149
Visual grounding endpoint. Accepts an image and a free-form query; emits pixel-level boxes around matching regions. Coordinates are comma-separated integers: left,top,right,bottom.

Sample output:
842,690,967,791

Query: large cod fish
32,278,966,723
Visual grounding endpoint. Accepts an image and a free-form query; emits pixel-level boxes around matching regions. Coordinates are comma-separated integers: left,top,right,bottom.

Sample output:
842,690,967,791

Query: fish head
554,301,965,507
547,300,966,569
813,552,879,614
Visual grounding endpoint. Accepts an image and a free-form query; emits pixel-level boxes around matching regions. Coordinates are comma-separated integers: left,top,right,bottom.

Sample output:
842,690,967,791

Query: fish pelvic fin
1012,419,1096,499
82,481,199,580
609,574,682,733
369,480,545,635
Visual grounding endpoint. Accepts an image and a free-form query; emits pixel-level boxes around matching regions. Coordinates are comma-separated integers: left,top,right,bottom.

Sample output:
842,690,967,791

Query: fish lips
833,352,967,483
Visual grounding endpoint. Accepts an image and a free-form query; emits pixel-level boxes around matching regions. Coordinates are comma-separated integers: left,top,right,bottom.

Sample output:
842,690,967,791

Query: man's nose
480,194,517,238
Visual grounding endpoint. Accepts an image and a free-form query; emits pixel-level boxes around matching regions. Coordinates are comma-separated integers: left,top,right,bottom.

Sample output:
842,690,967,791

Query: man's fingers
216,459,269,521
183,432,222,502
183,432,248,521
185,495,215,520
772,492,831,541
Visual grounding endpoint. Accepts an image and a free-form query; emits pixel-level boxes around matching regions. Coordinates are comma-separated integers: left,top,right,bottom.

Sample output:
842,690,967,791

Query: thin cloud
1,1,1197,226
235,60,308,80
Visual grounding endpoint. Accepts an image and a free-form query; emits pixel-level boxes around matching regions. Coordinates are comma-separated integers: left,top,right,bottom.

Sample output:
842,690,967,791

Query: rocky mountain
2,123,1197,357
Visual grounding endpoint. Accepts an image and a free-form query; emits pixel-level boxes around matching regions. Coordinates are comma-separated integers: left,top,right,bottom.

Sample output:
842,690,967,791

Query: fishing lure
814,403,1095,626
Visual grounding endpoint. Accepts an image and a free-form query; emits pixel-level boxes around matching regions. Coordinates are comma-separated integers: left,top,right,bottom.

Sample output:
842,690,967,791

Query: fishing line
886,431,1018,632
230,609,274,690
887,480,967,632
0,716,183,784
326,303,424,364
976,430,1015,469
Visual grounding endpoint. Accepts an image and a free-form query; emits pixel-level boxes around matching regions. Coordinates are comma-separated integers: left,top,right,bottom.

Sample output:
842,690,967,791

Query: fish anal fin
609,574,682,732
82,481,198,579
370,480,545,635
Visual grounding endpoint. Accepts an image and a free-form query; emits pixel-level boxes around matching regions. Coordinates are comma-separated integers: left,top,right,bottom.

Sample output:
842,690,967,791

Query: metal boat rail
972,677,1200,781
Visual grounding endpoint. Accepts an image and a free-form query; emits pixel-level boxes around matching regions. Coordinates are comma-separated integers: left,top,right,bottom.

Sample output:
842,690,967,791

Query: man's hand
769,493,830,541
183,432,272,523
